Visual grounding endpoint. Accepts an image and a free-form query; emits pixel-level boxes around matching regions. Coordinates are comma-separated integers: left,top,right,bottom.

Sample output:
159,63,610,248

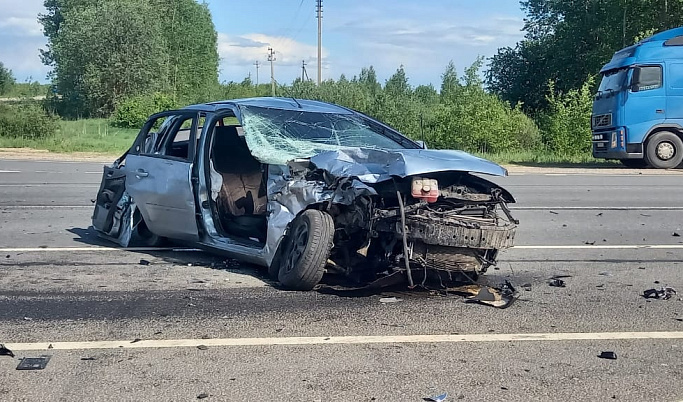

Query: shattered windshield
597,68,628,96
240,105,417,165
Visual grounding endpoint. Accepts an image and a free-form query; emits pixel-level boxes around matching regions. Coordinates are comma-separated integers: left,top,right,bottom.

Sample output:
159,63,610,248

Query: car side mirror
415,140,427,149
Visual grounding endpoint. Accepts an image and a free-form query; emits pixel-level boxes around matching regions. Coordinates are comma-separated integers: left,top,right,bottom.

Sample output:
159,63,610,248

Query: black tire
619,159,649,168
645,131,683,169
136,219,166,247
277,209,334,290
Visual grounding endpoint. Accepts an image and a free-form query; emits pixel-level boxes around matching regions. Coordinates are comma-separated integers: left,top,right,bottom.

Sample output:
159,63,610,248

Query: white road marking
0,205,91,209
1,245,682,253
6,331,683,352
0,170,20,173
511,206,683,211
0,246,202,252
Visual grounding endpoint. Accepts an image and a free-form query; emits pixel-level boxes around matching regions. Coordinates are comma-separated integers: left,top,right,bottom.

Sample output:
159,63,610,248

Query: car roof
182,97,355,114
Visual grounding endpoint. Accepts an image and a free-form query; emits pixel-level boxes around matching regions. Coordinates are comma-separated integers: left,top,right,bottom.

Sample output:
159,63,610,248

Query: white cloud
0,17,42,36
217,33,329,82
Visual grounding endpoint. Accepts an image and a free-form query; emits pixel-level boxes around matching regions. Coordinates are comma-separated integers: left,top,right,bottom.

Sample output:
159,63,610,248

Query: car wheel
136,219,166,247
645,131,683,169
277,209,334,291
619,159,649,168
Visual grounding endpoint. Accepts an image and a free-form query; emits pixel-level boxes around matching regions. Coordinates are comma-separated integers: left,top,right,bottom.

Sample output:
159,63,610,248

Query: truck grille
592,113,612,128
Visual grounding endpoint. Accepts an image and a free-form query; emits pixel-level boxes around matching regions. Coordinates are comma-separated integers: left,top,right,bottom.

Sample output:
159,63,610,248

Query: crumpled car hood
309,148,507,183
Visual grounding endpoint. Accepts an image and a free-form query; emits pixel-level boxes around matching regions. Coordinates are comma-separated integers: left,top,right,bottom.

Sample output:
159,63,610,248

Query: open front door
124,111,201,241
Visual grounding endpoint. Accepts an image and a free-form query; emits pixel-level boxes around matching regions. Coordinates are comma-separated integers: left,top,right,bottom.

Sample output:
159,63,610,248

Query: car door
624,65,666,140
125,111,201,241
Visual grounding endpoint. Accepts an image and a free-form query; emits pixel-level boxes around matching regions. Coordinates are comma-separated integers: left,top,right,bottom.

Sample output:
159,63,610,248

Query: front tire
277,210,334,290
645,131,683,169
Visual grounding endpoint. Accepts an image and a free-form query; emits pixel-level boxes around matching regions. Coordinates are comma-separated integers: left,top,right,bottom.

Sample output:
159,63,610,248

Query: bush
111,93,176,129
0,102,59,139
538,78,594,156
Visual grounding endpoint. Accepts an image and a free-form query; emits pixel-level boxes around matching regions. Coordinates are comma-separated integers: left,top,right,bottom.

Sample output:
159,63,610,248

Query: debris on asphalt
197,392,209,399
80,357,97,361
423,392,448,402
23,317,32,321
643,287,677,300
453,281,517,309
673,232,681,237
5,254,9,258
139,259,151,266
16,355,51,370
197,345,208,350
585,241,596,245
379,297,403,304
596,213,603,217
598,272,612,276
0,344,15,358
549,211,559,215
549,279,566,288
521,283,532,291
598,351,617,360
131,338,142,343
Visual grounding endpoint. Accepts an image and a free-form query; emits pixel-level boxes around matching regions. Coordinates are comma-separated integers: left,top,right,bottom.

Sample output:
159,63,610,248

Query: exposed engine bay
289,162,518,287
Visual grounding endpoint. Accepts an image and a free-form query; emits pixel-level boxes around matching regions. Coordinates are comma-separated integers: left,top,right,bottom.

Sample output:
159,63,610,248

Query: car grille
592,113,612,128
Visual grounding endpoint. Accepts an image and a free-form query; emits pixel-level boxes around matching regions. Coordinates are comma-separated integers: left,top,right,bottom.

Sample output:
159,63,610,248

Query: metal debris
379,297,403,304
452,281,517,309
16,355,51,370
643,287,677,300
423,392,448,402
598,351,617,360
549,279,566,288
0,344,15,358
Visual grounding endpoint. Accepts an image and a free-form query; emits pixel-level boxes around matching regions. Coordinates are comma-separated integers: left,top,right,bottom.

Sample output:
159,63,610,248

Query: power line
267,47,276,96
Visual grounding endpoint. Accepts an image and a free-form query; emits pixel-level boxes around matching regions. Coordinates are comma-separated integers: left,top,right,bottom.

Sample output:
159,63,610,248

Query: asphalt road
1,159,683,402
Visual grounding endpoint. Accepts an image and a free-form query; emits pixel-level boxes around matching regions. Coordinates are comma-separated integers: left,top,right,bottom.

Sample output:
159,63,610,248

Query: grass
476,150,621,167
0,119,137,155
0,117,621,167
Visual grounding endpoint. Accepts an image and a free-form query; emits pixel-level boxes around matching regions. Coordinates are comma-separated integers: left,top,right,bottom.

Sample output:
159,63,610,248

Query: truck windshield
597,68,629,95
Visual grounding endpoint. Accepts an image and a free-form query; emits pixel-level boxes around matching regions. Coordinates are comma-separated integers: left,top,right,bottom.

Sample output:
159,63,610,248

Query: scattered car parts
16,355,51,370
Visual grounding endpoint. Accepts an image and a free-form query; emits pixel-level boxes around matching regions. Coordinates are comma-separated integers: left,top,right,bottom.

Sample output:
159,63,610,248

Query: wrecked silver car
92,97,517,290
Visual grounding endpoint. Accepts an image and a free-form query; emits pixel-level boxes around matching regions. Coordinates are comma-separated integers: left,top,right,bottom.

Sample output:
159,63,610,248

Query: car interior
210,123,268,243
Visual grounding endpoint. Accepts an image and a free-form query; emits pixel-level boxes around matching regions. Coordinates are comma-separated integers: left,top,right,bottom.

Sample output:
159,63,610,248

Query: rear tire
645,131,683,169
136,219,166,247
277,210,334,291
619,159,649,168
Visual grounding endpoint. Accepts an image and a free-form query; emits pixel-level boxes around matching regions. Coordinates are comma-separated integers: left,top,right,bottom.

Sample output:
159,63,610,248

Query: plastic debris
673,232,681,237
379,297,403,304
453,281,517,309
549,279,566,288
197,392,210,399
197,345,208,350
0,344,15,358
16,355,51,370
598,351,617,360
139,259,151,266
424,392,448,402
643,287,677,300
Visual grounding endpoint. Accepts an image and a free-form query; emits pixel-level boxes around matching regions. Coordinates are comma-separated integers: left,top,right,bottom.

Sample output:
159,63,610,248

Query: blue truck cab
592,27,683,168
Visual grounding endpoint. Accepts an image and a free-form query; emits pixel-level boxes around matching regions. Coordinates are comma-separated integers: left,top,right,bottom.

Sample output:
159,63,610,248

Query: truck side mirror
415,140,427,149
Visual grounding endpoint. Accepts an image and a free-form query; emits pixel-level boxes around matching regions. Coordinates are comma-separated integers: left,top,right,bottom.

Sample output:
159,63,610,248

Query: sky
0,0,526,87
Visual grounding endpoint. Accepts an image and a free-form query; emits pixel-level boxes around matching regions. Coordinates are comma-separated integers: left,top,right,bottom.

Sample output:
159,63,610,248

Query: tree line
2,0,680,158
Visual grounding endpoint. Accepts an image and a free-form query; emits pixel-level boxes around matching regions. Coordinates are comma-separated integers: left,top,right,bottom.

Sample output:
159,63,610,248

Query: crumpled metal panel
309,148,508,182
405,215,516,250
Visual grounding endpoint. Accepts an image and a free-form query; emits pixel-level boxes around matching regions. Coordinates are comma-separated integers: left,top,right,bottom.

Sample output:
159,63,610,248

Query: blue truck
592,27,683,168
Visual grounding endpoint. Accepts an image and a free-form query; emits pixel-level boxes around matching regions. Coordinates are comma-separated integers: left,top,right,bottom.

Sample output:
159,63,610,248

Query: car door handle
135,169,149,178
656,109,665,114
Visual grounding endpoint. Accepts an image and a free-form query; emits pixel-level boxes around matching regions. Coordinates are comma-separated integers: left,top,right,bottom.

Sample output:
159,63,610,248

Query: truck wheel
645,131,683,169
619,159,649,168
277,209,334,291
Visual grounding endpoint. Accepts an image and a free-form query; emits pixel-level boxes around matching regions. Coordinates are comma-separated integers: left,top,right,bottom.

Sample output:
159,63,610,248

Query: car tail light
411,178,439,203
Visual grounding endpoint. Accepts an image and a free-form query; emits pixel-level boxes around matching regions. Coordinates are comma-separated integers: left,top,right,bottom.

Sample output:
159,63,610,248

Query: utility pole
253,61,260,86
301,60,308,81
316,0,322,85
267,47,276,96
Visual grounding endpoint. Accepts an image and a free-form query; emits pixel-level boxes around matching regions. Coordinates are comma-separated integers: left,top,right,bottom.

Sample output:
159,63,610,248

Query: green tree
0,62,15,95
